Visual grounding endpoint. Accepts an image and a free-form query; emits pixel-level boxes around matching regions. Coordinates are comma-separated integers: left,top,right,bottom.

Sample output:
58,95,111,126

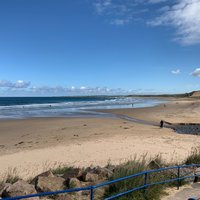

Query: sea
0,96,166,119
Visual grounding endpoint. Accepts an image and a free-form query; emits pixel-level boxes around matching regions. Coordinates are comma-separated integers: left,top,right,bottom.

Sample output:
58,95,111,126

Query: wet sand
1,98,200,179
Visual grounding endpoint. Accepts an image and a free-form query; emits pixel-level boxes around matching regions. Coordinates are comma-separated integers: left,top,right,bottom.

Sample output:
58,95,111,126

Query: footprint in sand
15,141,25,146
124,127,129,129
74,134,79,137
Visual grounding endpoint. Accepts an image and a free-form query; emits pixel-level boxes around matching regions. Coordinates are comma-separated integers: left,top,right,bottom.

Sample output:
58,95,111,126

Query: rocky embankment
0,166,114,200
0,161,199,200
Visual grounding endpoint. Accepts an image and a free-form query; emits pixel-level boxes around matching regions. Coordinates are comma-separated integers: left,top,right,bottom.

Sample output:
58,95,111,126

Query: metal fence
2,164,200,200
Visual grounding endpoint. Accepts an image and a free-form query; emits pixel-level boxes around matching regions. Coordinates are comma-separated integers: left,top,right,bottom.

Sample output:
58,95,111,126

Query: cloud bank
0,80,136,96
0,80,30,88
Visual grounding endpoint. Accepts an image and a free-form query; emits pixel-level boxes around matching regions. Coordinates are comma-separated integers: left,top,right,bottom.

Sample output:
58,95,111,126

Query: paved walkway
163,183,200,200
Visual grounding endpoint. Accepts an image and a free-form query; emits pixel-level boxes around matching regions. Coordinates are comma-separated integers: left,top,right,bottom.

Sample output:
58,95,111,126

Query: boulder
92,166,113,179
30,170,54,185
62,168,83,180
2,180,38,200
81,172,99,182
36,176,66,192
68,178,81,188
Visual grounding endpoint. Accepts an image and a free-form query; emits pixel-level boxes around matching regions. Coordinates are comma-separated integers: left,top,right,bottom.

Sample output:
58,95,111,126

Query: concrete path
163,183,200,200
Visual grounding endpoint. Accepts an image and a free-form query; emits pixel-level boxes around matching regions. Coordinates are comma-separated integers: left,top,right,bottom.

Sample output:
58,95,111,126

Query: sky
0,0,200,96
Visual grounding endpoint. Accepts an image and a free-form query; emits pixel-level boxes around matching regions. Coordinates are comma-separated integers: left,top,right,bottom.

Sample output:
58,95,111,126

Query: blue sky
0,0,200,96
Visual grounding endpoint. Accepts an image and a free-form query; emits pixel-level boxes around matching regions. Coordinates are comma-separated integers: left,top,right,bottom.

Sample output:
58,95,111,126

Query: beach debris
36,176,66,192
1,180,38,199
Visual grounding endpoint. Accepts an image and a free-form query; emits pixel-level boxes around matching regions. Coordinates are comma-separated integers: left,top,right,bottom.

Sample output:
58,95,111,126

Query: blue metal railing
2,164,200,200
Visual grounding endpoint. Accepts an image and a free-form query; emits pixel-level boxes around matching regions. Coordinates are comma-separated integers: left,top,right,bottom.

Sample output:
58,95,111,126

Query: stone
36,176,66,192
2,180,39,200
62,168,83,180
68,178,81,189
93,166,113,179
81,172,99,182
30,170,54,185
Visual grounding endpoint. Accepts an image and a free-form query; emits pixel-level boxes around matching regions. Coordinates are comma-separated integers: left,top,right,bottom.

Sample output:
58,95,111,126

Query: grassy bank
1,147,200,200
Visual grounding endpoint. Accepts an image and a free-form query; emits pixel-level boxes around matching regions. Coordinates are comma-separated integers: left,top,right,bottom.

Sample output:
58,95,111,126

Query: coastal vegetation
1,148,200,199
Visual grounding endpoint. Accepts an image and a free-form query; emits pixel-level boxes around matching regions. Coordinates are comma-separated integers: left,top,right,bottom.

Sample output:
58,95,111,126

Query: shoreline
0,96,168,120
1,97,200,178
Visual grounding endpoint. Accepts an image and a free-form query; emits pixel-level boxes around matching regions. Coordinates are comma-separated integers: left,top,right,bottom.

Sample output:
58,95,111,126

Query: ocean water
0,96,166,119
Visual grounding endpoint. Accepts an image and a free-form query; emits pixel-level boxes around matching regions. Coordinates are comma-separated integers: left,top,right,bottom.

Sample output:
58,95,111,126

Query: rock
30,170,54,185
62,168,83,180
0,183,11,197
68,178,81,188
93,166,113,179
36,176,66,192
2,180,38,200
81,172,99,182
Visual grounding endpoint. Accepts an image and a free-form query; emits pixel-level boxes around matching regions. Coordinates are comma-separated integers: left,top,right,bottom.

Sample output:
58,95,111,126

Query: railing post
143,172,148,198
90,186,94,200
177,166,180,190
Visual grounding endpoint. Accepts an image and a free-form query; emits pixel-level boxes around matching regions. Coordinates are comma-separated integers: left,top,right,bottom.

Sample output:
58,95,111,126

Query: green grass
52,166,76,175
2,147,200,200
104,156,185,200
105,157,170,200
185,147,200,165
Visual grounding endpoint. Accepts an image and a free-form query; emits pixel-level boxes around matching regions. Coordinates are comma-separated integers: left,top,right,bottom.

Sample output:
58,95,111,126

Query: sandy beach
1,98,200,179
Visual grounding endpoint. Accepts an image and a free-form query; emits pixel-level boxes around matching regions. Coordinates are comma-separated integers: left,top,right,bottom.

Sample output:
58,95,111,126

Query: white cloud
93,0,200,45
94,0,112,14
0,80,30,88
93,0,138,25
171,69,181,74
148,0,200,45
191,68,200,76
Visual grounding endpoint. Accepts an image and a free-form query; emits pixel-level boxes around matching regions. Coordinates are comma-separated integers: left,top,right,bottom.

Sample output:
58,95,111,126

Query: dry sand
1,98,200,179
